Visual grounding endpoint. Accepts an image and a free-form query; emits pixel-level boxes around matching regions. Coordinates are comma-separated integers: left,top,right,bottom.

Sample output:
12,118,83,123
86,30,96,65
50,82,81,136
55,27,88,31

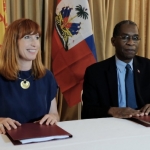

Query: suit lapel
106,56,118,106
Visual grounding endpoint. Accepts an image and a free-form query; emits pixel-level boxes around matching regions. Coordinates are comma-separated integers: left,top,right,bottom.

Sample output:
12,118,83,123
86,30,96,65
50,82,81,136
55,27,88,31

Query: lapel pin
137,69,140,73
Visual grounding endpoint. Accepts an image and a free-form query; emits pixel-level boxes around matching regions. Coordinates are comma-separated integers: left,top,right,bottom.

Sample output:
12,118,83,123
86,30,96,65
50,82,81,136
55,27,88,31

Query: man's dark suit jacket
81,55,150,119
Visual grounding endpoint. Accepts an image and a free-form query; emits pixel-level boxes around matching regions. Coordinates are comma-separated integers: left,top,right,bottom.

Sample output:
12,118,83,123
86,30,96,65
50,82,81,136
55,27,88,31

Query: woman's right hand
0,118,21,134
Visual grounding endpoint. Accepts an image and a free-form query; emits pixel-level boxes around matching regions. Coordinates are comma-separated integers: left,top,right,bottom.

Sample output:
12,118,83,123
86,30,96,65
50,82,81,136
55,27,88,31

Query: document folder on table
6,123,72,145
130,115,150,127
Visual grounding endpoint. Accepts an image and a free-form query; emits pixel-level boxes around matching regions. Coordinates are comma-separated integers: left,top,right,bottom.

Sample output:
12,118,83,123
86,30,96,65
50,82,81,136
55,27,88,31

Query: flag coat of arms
52,0,96,106
0,0,7,49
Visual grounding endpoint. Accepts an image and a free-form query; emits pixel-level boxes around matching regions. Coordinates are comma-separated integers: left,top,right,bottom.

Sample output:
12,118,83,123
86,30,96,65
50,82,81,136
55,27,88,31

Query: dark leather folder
130,115,150,127
6,123,72,145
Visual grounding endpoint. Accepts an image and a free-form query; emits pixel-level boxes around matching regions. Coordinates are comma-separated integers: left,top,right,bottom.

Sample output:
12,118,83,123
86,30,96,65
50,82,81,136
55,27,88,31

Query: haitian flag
0,0,7,49
52,0,96,107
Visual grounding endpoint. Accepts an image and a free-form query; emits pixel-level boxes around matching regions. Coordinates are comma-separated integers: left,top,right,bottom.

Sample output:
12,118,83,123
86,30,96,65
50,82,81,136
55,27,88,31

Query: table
1,118,150,150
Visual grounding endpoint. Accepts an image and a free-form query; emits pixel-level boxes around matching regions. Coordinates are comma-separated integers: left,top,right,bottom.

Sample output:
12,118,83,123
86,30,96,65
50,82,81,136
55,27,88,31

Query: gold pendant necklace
18,74,32,89
20,80,30,89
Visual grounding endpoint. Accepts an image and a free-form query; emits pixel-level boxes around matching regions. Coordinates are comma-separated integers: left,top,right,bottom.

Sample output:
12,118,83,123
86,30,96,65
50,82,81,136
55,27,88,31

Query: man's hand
108,107,143,118
140,104,150,115
0,118,21,134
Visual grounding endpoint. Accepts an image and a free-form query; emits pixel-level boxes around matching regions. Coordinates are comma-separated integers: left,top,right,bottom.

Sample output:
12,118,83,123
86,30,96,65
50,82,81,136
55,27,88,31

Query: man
81,20,150,119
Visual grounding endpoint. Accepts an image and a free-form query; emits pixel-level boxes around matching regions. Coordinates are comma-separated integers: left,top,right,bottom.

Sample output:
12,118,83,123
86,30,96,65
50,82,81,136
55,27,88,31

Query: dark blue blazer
81,55,150,119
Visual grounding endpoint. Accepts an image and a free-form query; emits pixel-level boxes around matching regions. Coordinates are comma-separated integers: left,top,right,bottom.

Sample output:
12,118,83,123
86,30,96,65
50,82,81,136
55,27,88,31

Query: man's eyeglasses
116,35,141,42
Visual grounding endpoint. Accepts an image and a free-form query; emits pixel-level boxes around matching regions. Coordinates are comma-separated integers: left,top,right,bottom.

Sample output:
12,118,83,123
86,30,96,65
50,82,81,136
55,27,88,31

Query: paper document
20,135,69,144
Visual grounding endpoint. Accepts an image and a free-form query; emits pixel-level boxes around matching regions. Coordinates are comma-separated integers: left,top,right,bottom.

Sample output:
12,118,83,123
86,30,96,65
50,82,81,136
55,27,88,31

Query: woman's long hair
0,18,46,80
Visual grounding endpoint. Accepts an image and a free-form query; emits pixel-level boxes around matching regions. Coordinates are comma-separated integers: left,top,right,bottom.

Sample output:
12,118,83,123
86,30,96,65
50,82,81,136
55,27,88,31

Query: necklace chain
18,74,32,81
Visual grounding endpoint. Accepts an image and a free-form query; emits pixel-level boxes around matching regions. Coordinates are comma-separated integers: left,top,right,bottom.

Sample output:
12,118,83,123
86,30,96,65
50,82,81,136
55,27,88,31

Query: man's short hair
113,20,137,37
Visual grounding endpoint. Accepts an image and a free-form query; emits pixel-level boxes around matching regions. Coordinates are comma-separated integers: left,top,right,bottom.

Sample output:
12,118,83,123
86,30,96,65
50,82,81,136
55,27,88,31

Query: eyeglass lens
121,35,140,41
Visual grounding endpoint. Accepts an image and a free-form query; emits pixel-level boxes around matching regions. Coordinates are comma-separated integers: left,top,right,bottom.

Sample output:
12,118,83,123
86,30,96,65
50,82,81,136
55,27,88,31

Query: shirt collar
115,56,133,72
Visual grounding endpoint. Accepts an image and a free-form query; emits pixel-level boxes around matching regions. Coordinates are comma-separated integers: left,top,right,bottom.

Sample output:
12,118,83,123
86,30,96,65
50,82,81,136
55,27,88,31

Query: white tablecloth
1,117,150,150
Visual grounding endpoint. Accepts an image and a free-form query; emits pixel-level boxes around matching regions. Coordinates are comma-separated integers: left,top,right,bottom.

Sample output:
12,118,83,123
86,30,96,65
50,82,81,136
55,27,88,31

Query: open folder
130,115,150,127
6,123,72,145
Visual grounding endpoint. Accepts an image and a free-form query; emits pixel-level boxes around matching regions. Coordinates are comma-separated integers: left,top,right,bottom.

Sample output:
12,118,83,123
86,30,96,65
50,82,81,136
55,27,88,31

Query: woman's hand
35,98,60,125
0,118,21,134
39,98,60,125
39,113,59,125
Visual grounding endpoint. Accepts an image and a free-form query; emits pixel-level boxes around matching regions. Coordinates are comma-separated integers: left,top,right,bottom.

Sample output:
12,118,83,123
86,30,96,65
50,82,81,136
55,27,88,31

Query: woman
0,18,59,134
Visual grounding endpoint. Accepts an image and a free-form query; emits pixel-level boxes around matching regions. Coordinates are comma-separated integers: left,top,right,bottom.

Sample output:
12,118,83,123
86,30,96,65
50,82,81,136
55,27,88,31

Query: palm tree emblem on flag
55,5,89,50
52,0,96,106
